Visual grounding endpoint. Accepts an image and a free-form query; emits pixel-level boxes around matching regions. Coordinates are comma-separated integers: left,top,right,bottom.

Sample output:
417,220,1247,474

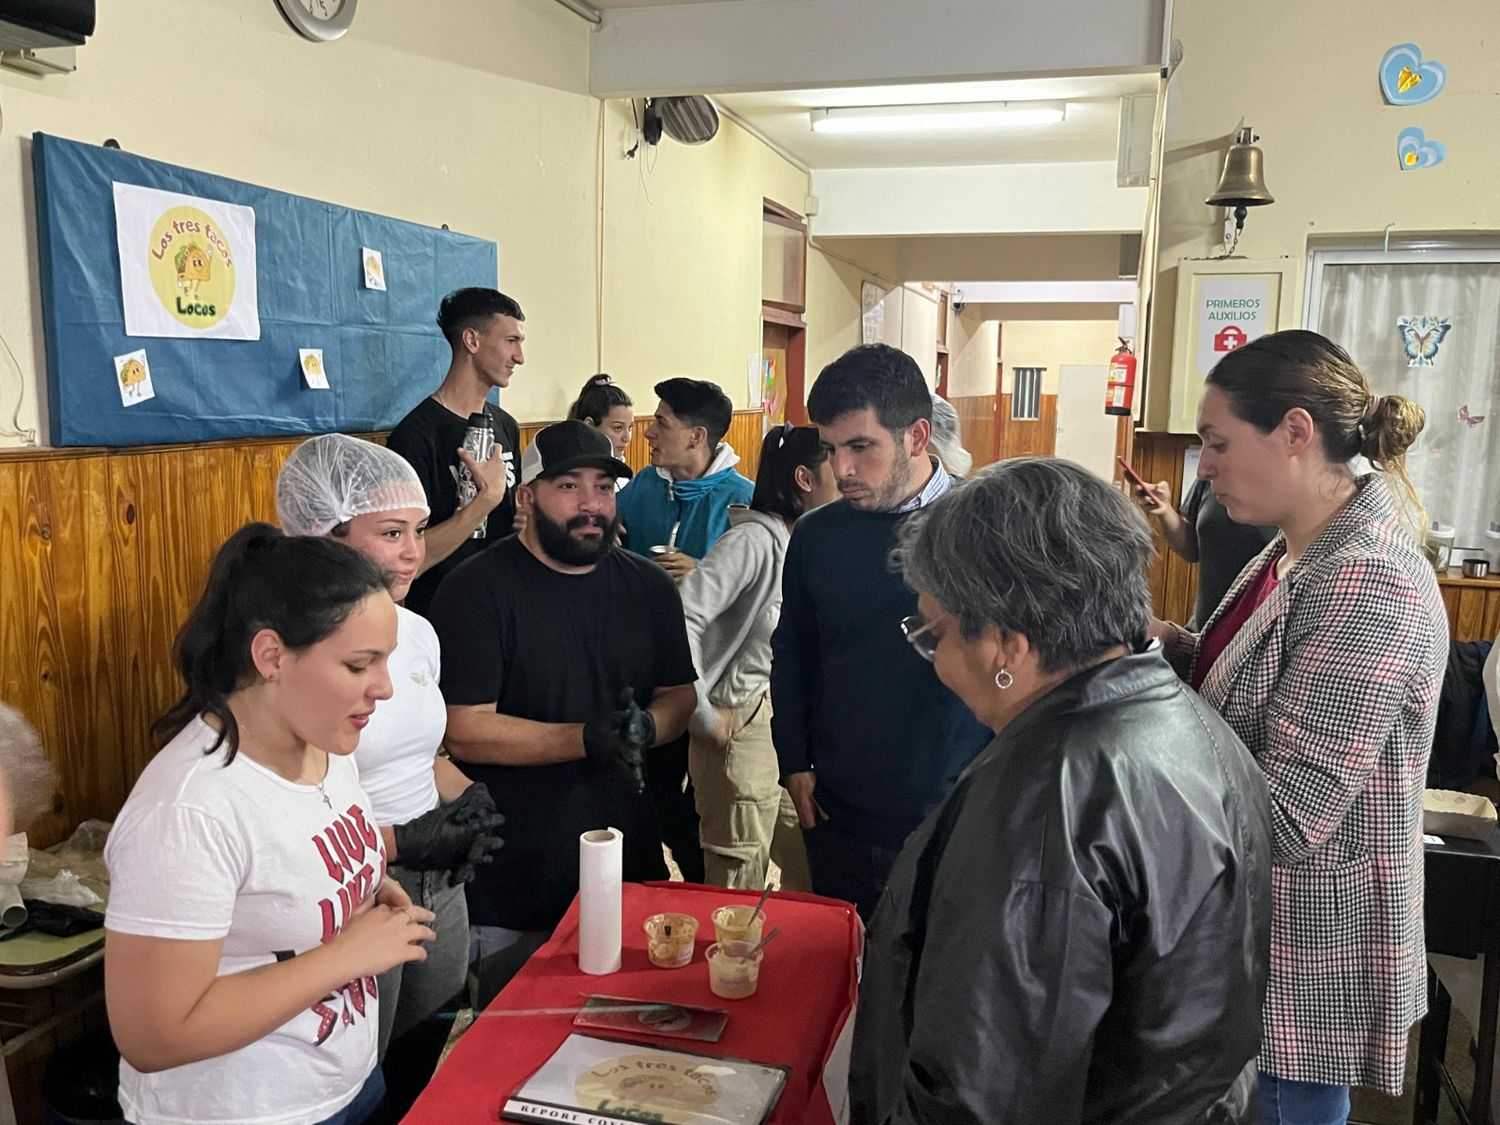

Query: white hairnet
929,395,973,477
276,433,429,537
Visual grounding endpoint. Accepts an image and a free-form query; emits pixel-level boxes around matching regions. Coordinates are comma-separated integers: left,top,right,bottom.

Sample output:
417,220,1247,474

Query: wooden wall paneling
995,393,1058,460
108,453,158,792
0,462,29,710
1441,586,1462,634
727,411,764,482
1482,587,1500,643
13,460,77,840
950,394,996,469
1439,578,1500,643
1133,431,1201,625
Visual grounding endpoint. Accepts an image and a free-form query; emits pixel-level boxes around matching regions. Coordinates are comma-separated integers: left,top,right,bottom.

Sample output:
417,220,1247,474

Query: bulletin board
31,133,498,447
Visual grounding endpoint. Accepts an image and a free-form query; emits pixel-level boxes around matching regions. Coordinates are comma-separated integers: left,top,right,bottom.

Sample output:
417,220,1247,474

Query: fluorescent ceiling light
809,101,1066,135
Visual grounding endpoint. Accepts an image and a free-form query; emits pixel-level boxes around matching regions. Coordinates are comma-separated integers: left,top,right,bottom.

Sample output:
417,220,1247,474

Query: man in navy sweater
771,344,991,920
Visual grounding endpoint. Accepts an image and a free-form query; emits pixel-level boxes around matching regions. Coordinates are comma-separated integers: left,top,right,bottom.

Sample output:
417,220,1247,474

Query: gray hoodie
678,506,789,737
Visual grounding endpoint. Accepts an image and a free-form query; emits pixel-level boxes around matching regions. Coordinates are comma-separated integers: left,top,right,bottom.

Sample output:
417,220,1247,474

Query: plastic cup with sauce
644,912,698,968
711,904,765,946
706,939,763,999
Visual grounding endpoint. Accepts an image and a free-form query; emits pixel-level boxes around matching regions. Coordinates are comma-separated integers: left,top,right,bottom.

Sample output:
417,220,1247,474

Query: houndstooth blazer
1170,475,1447,1095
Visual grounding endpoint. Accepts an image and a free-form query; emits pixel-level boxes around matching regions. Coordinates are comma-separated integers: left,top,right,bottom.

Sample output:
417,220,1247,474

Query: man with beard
771,345,991,920
429,421,697,999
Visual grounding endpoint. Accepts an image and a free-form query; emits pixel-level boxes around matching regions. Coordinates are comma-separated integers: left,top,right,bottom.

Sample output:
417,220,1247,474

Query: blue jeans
801,822,903,922
1259,1072,1349,1125
315,1067,386,1125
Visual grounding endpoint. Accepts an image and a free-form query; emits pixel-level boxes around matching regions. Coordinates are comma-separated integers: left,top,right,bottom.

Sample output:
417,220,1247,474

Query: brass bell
1206,127,1274,211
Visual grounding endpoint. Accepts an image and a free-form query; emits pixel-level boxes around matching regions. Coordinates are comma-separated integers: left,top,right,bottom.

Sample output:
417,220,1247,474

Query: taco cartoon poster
113,183,261,340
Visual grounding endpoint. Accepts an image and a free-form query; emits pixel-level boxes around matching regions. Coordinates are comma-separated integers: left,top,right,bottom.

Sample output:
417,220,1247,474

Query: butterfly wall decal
1459,405,1486,428
1397,315,1452,367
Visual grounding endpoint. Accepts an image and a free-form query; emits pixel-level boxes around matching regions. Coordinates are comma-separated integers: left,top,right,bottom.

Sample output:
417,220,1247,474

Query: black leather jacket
850,645,1272,1125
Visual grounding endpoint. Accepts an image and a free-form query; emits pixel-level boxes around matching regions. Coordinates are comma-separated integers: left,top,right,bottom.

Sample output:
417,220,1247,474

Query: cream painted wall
1000,320,1122,395
900,285,939,386
598,100,808,414
804,238,902,388
0,0,602,445
0,0,828,445
1143,0,1500,428
948,309,999,398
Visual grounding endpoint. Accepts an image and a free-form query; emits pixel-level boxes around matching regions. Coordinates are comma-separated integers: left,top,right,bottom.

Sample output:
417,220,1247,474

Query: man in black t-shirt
430,421,698,999
387,288,526,616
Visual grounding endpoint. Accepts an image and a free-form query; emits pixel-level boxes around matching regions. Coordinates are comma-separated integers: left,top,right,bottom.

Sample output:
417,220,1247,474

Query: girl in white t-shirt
105,525,436,1125
276,434,504,1061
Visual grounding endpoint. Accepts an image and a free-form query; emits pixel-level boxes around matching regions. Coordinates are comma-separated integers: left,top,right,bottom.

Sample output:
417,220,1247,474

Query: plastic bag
23,818,111,905
19,870,102,909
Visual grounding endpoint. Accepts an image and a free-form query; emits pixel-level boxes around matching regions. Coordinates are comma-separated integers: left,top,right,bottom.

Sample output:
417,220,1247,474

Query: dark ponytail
568,374,633,426
152,523,390,762
751,425,830,522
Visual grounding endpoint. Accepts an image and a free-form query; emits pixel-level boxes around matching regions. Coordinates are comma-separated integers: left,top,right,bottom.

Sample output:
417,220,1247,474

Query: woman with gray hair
849,457,1272,1125
927,394,973,477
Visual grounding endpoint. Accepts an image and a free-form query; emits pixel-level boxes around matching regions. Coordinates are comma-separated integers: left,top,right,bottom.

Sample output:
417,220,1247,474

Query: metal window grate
1012,367,1044,420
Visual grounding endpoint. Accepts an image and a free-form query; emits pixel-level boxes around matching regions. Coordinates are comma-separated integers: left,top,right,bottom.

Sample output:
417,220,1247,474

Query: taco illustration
118,358,148,398
174,242,214,299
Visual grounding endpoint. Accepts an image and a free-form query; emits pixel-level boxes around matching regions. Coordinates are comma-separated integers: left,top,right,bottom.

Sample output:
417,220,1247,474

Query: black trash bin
42,1028,122,1125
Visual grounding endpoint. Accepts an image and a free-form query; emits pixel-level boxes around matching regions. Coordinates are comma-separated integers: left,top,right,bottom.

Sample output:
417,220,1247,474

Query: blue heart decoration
1380,43,1447,105
1397,127,1446,171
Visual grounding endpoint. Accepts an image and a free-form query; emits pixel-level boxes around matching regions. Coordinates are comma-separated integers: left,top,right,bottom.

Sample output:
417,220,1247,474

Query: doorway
1052,364,1118,479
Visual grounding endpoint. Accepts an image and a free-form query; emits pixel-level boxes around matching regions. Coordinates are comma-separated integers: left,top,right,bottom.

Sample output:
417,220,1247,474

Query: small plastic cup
644,913,698,968
706,939,763,999
711,904,765,946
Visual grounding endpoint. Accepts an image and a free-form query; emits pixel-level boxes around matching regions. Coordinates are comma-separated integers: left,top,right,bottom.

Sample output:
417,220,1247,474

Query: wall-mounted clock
275,0,357,42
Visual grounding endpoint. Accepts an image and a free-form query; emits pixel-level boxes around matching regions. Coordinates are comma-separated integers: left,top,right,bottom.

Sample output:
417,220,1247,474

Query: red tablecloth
404,881,863,1124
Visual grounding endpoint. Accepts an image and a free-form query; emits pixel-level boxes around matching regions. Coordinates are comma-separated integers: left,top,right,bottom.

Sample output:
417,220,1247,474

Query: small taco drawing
118,359,148,397
174,242,214,299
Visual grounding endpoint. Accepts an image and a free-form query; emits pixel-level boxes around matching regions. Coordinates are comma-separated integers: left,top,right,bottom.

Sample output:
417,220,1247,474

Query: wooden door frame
762,305,807,424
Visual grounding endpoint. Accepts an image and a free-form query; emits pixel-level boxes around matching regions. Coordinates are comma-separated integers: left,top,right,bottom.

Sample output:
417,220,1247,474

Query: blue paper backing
31,133,498,447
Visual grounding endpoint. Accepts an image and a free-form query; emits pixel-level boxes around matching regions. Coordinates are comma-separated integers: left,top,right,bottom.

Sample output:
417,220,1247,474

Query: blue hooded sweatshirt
618,443,754,560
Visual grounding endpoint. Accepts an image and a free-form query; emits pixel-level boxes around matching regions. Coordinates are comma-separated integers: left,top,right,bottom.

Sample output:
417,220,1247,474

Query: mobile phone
1117,457,1152,494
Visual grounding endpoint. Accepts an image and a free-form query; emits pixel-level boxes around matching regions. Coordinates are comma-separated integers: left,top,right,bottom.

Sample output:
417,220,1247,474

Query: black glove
583,689,656,792
445,780,500,829
392,787,505,880
447,784,506,886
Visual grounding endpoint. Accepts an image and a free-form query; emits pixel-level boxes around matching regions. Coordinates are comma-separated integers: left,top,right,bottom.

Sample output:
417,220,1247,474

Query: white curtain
1316,261,1500,550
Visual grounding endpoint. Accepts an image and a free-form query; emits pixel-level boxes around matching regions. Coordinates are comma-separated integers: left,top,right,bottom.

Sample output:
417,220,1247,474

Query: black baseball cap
520,420,633,485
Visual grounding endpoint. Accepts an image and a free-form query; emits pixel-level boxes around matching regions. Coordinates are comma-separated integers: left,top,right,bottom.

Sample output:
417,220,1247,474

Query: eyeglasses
900,612,949,662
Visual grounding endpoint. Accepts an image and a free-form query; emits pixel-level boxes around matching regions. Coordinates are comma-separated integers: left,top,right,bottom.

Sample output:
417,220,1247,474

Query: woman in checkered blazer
1158,330,1447,1124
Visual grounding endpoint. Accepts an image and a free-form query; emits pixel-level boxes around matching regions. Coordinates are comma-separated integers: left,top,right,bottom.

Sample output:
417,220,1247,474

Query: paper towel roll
579,827,623,975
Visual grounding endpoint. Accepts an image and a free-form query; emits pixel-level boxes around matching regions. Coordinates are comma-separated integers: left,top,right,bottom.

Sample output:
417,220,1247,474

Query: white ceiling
586,0,747,7
715,74,1156,169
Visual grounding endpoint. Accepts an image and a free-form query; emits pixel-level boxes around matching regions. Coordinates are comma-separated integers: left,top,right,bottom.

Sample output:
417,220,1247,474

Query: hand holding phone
1119,458,1172,518
1117,457,1151,493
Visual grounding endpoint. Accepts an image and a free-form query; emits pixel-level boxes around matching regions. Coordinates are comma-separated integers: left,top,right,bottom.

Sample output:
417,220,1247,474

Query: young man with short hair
616,377,752,882
428,421,697,1002
771,344,991,920
617,377,754,580
387,288,526,616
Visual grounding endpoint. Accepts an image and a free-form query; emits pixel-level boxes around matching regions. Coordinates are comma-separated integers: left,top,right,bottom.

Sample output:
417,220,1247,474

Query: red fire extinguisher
1105,338,1136,416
